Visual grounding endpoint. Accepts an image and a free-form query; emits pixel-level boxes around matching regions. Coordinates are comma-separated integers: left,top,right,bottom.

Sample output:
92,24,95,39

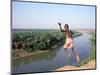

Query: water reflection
12,48,60,68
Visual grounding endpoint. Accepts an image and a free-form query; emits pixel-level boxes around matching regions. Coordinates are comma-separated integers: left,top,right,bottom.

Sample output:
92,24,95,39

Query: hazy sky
12,1,96,29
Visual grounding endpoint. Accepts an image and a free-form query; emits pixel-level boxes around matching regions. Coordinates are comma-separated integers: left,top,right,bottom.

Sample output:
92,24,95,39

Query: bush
12,30,80,52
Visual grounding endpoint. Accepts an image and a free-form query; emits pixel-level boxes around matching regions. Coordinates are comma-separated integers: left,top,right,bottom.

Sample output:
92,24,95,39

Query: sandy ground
56,60,96,71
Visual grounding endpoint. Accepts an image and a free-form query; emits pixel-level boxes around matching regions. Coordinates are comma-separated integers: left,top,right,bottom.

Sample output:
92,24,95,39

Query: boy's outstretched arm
70,30,74,34
58,22,64,32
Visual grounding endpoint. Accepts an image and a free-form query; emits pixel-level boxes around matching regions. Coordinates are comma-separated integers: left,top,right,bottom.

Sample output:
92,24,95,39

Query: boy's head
64,24,69,30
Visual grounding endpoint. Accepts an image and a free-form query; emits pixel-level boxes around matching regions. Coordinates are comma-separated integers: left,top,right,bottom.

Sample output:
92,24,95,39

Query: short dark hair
64,24,69,29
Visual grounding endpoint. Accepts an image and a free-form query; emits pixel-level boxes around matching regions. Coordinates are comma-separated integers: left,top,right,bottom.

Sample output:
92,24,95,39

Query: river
12,32,92,74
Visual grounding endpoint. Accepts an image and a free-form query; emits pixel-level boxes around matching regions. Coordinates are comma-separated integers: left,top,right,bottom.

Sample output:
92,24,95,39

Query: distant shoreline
12,28,95,30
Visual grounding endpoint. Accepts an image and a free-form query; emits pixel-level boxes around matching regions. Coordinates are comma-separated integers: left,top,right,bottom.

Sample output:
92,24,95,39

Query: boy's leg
64,48,70,60
71,47,80,64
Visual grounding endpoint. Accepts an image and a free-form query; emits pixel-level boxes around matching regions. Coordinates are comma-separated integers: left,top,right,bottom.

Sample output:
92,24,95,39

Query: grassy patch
90,33,96,60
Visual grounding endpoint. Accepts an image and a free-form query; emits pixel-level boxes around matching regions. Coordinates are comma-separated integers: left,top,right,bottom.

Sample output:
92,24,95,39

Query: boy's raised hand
58,22,61,26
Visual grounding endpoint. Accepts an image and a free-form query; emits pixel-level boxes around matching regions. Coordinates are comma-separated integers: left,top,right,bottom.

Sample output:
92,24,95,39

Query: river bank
12,41,62,60
55,60,95,71
12,49,50,60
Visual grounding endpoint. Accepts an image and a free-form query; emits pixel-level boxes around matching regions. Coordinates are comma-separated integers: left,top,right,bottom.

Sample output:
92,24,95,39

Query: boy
58,22,80,64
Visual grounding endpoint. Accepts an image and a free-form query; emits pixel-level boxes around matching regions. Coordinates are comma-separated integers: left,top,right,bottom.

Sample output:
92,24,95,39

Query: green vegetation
79,33,96,66
90,33,96,60
12,30,81,52
12,31,65,51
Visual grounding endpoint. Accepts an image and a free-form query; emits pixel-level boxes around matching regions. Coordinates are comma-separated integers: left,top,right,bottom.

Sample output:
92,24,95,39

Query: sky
12,1,96,29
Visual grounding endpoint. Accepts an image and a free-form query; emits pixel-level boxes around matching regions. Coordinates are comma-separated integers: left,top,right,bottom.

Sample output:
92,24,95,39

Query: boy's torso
65,30,73,39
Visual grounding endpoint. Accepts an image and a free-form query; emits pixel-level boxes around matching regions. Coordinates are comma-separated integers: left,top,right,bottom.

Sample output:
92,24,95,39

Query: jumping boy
58,22,80,64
